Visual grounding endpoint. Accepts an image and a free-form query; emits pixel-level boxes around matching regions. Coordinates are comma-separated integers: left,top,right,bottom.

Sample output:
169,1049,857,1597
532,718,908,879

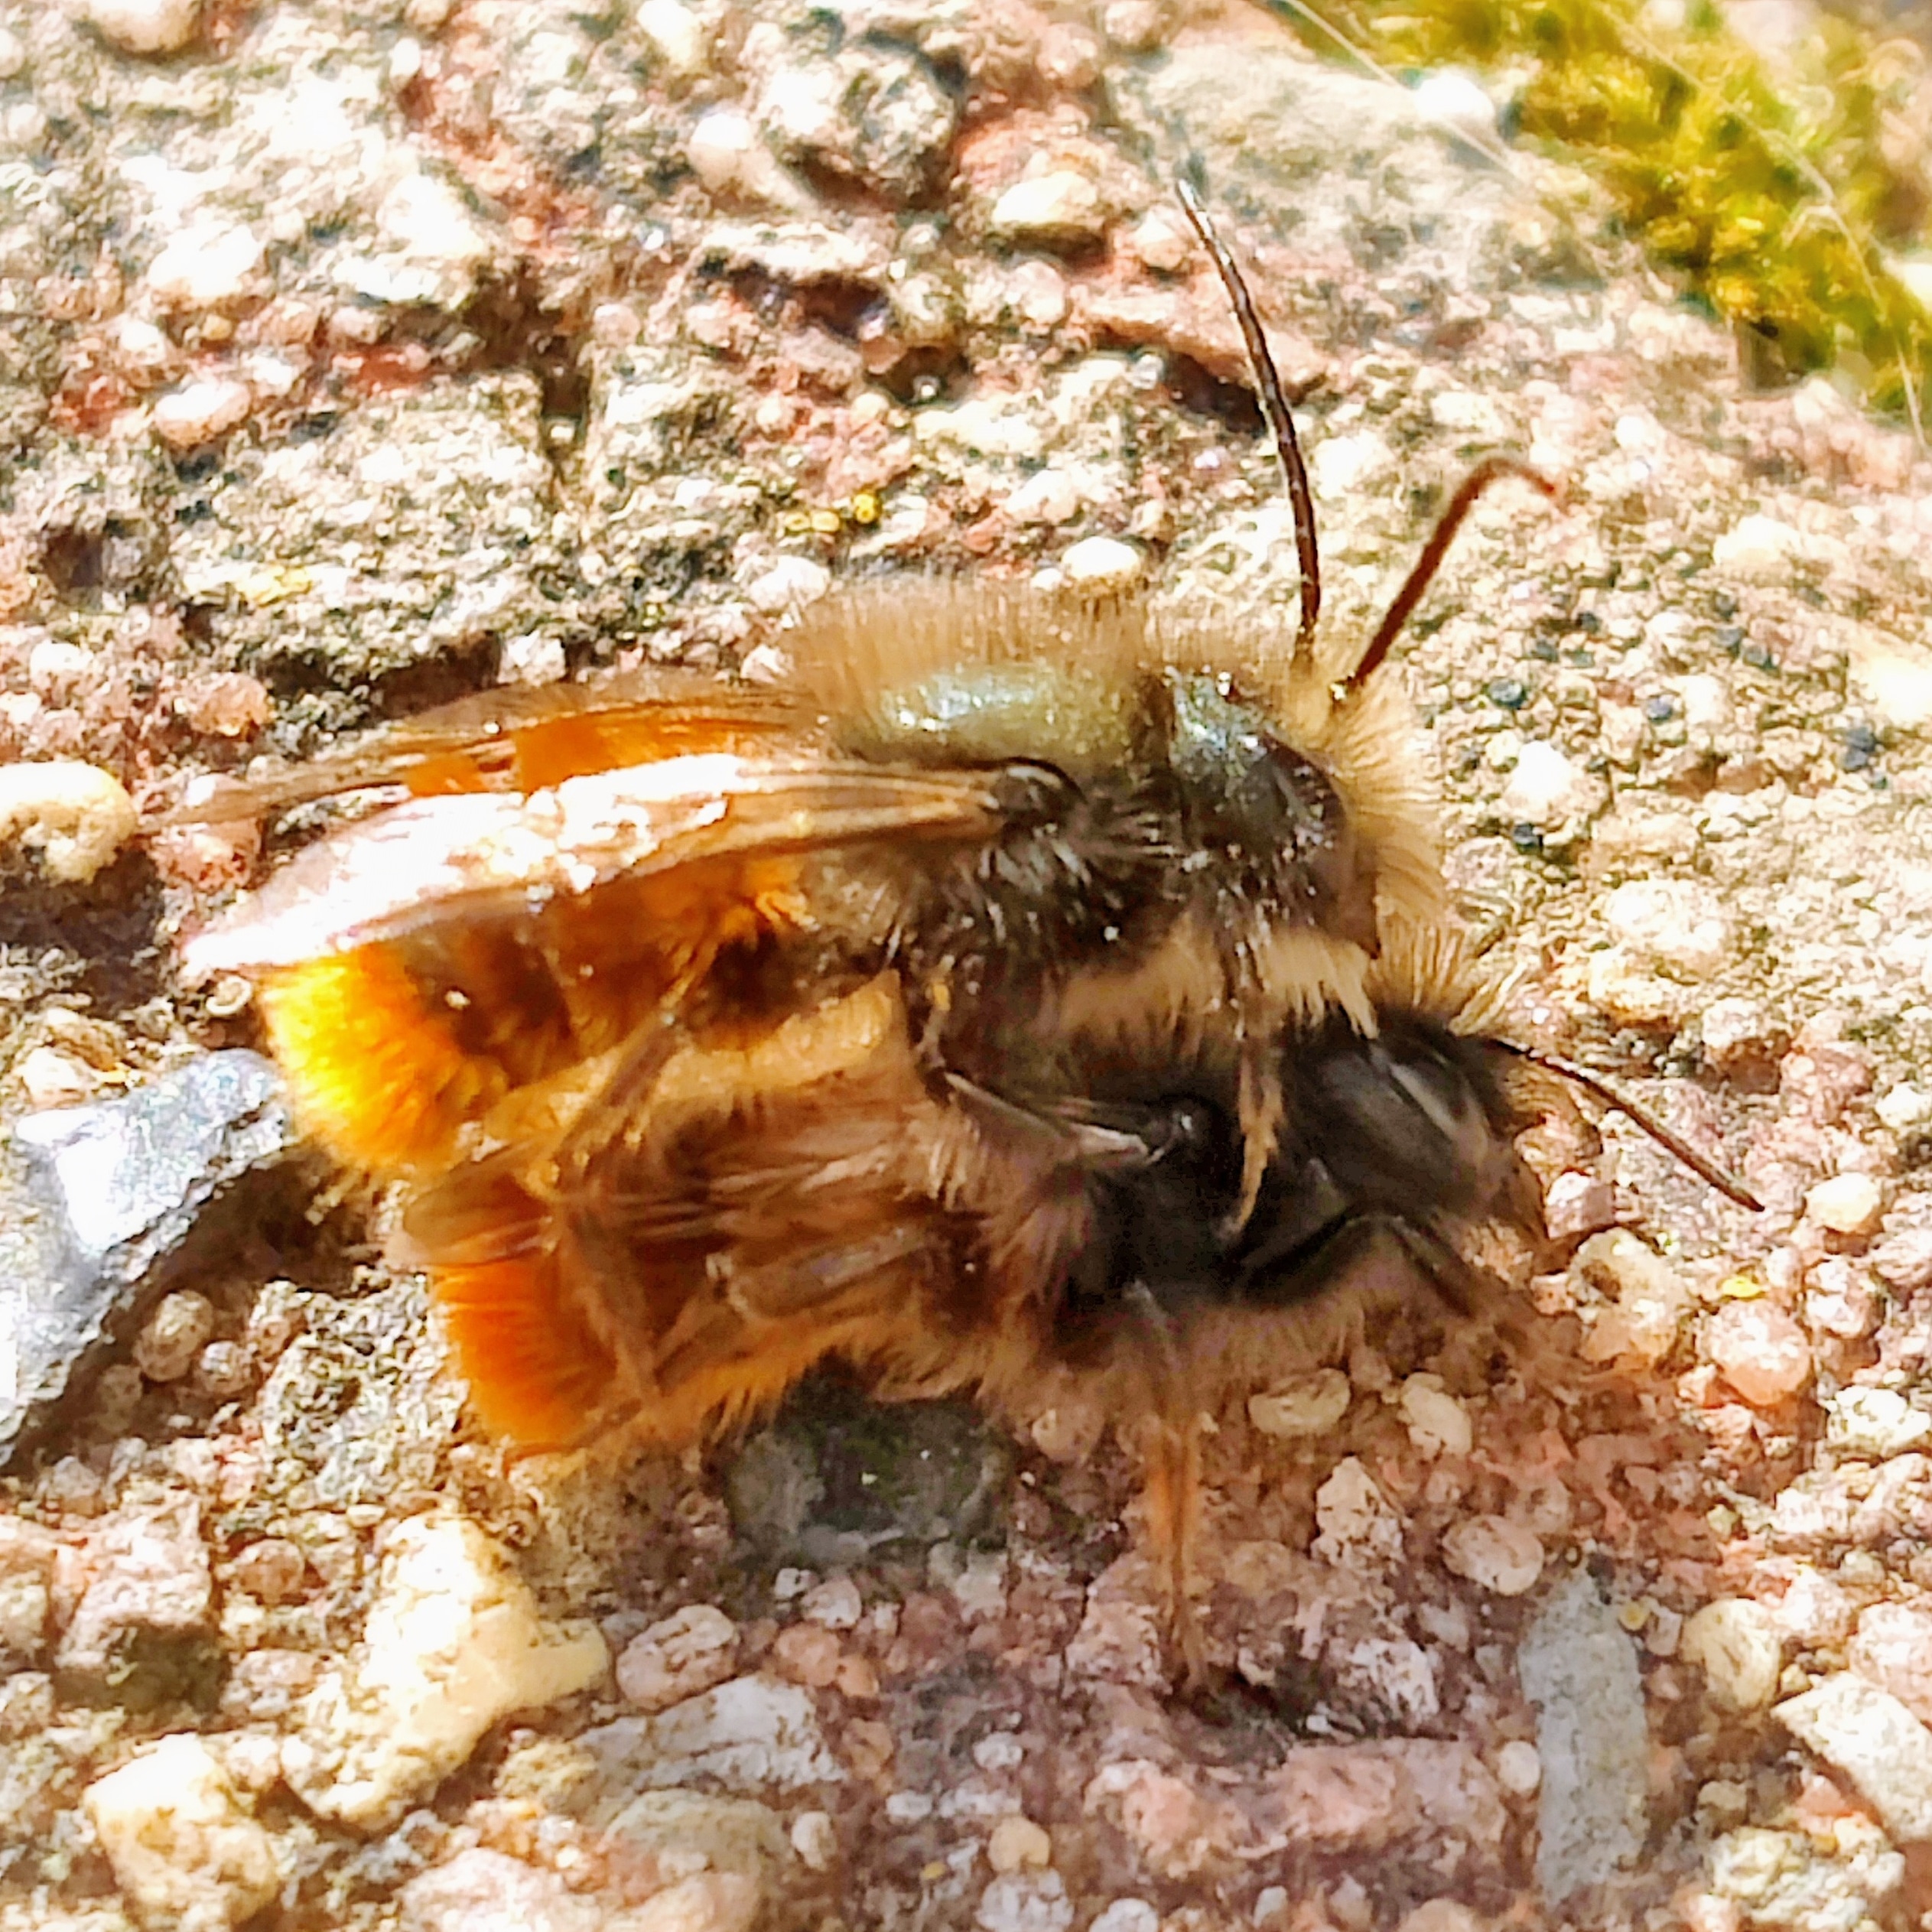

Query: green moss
1269,0,1931,426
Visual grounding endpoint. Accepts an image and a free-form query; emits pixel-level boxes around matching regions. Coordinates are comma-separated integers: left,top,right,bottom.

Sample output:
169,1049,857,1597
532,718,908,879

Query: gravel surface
5,2,1932,1928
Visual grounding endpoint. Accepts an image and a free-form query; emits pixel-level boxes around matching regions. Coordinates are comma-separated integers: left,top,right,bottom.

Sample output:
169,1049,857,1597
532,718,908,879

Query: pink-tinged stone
1705,1301,1811,1407
1848,1602,1932,1726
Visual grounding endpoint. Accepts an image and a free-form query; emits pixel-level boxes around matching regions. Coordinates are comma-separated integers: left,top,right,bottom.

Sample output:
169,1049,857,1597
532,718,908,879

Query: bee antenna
1175,171,1321,656
1494,1039,1764,1213
1348,456,1560,690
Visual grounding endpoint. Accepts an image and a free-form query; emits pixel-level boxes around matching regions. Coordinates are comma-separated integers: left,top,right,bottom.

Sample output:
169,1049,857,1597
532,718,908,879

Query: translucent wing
182,752,1001,976
158,669,815,825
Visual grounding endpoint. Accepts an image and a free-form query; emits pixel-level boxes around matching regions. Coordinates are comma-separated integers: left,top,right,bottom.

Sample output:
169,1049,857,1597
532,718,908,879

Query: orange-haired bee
171,182,1755,1674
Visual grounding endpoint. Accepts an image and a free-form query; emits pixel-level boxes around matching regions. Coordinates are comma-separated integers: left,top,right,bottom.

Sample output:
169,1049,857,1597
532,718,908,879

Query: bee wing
157,671,813,825
182,753,1000,977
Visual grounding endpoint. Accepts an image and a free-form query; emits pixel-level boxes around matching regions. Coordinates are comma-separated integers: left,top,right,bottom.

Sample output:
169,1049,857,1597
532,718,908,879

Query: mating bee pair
176,183,1755,1668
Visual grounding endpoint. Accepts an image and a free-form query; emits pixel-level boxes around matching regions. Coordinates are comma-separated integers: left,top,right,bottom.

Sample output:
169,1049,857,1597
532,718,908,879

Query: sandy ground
5,2,1932,1928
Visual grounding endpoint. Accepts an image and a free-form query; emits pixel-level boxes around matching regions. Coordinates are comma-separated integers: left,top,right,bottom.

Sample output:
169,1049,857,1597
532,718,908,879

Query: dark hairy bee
174,181,1756,1673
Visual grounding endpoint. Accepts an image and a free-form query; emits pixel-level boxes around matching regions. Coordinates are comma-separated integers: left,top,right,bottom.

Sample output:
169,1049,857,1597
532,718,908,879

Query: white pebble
636,0,707,73
1398,1376,1472,1458
1777,1673,1932,1843
1128,209,1189,272
281,1517,607,1832
1805,1173,1883,1237
134,1291,216,1383
1312,1457,1403,1567
985,1815,1051,1873
616,1603,739,1712
1712,512,1807,580
1493,1739,1541,1796
789,1809,836,1872
1682,1599,1782,1712
152,377,252,449
1247,1368,1351,1439
1498,740,1598,834
801,1575,862,1631
745,556,831,613
0,28,24,78
0,760,136,883
146,220,264,309
1088,1905,1159,1932
17,1046,95,1109
1543,1169,1616,1241
1595,878,1731,978
84,1735,278,1928
1059,535,1141,589
988,171,1107,246
376,170,495,275
1825,1387,1932,1459
1440,1516,1543,1595
686,108,794,203
82,0,200,55
1705,1299,1811,1407
1004,469,1081,525
1574,1229,1690,1368
1877,1083,1932,1136
976,1870,1072,1932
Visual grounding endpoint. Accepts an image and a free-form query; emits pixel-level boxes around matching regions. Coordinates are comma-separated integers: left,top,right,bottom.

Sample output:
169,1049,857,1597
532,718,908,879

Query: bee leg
1144,1395,1208,1688
1123,1284,1210,1689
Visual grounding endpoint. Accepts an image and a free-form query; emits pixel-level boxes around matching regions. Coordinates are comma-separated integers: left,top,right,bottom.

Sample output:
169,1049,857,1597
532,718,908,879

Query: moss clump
1270,0,1932,425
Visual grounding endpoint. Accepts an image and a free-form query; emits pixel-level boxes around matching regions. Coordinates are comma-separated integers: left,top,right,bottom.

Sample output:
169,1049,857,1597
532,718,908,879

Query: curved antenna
1348,455,1560,690
1494,1039,1764,1212
1175,172,1321,656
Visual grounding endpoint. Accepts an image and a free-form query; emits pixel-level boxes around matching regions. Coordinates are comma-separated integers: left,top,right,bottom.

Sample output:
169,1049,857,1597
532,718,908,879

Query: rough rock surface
2,1,1932,1928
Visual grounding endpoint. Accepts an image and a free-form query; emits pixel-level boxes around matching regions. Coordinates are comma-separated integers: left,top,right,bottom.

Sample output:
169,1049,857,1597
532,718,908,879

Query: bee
172,181,1756,1676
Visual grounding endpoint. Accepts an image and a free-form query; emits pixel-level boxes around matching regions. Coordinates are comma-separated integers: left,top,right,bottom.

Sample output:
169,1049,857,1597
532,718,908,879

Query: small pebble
18,1045,96,1108
1712,512,1805,579
1396,1904,1482,1932
745,556,831,613
1776,1673,1932,1843
801,1576,862,1631
152,376,252,449
84,1735,278,1928
1059,535,1142,589
1494,1739,1541,1796
0,760,137,883
82,0,200,54
1398,1376,1472,1458
1804,1173,1883,1238
1543,1170,1616,1241
1682,1599,1782,1712
616,1604,739,1712
985,1816,1051,1874
1128,208,1189,272
1848,1604,1932,1725
1005,469,1081,525
1440,1516,1543,1595
1312,1457,1403,1566
1088,1905,1159,1932
1872,1228,1932,1290
1826,1387,1931,1459
230,1537,307,1606
1248,1368,1351,1439
975,1869,1072,1932
133,1290,216,1383
1575,1229,1690,1368
988,172,1107,248
1705,1301,1811,1407
195,1339,253,1398
790,1809,837,1872
772,1622,842,1690
146,220,265,309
